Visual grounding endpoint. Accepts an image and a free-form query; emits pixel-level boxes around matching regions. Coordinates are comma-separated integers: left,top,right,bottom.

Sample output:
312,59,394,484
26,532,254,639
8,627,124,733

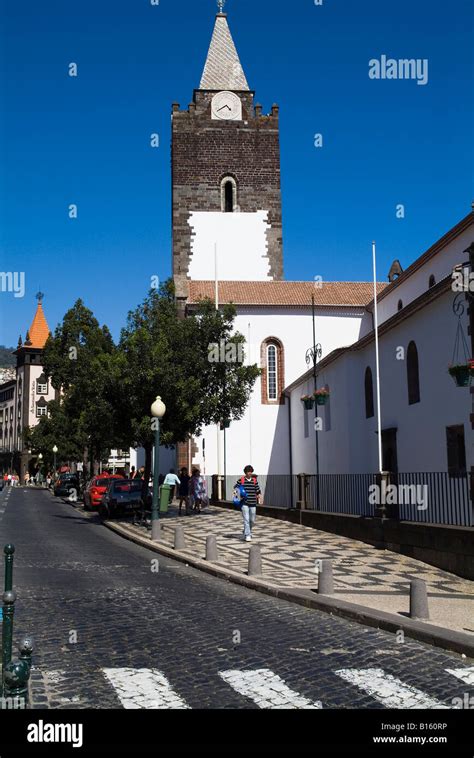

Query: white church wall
377,225,473,325
289,289,472,476
192,305,367,476
187,212,272,281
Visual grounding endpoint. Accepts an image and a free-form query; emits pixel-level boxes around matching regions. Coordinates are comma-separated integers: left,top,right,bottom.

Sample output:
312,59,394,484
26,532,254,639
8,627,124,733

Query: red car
83,474,123,510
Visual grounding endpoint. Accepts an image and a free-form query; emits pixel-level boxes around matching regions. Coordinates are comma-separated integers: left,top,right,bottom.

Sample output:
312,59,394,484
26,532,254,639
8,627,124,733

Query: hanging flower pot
314,388,330,406
448,364,472,388
301,395,314,410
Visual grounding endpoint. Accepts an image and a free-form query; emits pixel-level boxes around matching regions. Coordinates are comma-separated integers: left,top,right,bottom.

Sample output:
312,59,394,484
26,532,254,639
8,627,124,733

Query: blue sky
0,0,473,346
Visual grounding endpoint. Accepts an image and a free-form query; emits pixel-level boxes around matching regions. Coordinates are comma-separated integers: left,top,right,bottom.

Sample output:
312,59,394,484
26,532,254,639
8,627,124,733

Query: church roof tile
188,281,386,307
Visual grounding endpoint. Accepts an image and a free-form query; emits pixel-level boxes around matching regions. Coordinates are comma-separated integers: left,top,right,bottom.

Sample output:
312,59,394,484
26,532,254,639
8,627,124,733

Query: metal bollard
3,637,34,708
206,536,218,562
248,545,262,576
174,526,186,551
410,578,430,620
4,544,15,592
1,590,16,697
318,559,335,595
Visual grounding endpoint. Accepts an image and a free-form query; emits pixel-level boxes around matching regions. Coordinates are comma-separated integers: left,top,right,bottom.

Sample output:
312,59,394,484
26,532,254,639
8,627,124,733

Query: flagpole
372,241,383,474
215,243,222,499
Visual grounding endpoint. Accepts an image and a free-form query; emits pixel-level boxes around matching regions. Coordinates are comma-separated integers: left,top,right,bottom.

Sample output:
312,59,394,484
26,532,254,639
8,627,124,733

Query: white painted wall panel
187,211,272,281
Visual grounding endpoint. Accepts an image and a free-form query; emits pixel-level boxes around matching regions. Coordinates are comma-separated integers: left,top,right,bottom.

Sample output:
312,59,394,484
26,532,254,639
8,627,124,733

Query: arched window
429,274,436,288
365,367,374,419
397,299,403,312
407,341,420,405
220,176,237,213
260,338,285,405
267,344,278,401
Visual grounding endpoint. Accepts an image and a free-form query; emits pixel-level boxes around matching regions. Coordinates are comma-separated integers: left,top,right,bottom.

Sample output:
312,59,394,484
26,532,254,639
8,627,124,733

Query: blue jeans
241,505,256,537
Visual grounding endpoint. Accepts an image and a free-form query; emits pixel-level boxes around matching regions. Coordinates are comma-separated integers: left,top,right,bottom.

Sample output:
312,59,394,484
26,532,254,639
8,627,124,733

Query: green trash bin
159,484,172,514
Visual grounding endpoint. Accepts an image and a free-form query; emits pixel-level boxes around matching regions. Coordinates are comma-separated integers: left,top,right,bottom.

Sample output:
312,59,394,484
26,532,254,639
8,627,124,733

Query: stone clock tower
172,8,284,299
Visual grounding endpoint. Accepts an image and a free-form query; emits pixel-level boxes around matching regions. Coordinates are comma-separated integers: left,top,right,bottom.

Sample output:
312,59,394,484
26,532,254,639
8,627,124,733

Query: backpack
232,476,257,509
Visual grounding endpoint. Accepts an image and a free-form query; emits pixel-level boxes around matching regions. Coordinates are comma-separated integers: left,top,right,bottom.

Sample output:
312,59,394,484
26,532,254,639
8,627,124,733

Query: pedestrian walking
163,469,180,503
130,466,137,479
233,465,262,542
177,467,191,516
189,468,206,514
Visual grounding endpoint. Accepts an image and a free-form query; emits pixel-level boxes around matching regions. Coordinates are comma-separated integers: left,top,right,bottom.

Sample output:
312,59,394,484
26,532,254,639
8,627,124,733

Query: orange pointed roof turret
27,292,51,349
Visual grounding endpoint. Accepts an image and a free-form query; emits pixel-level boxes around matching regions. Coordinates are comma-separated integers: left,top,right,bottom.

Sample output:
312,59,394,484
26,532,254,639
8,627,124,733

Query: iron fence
220,472,473,527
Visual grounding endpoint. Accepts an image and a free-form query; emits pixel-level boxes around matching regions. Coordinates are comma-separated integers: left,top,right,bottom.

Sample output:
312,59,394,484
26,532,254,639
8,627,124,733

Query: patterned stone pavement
1,487,473,712
120,501,474,635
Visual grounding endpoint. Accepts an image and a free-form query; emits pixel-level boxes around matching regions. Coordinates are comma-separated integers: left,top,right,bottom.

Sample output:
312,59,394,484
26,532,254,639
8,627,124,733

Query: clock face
211,91,242,121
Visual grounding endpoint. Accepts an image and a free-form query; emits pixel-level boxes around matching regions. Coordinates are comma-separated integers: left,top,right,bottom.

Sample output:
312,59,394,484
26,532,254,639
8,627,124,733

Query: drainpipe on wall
285,389,294,507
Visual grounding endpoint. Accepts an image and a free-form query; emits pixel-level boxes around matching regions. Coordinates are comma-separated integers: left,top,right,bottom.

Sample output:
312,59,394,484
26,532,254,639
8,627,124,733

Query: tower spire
200,7,249,91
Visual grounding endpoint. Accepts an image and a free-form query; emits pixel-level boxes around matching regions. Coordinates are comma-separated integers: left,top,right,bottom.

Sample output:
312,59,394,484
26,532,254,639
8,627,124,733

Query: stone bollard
317,560,334,595
410,578,430,620
206,536,218,562
174,526,186,551
151,520,163,542
248,545,262,576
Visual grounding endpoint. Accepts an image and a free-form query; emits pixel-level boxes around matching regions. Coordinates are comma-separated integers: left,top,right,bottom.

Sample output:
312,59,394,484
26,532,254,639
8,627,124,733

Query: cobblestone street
2,487,473,710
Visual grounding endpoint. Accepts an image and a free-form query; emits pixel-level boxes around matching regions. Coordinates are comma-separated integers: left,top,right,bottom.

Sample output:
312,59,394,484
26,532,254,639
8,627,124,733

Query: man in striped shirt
235,465,262,542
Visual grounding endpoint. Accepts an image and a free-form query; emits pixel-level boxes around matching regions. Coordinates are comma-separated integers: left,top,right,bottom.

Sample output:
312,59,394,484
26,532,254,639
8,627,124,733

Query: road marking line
218,668,322,709
446,666,474,686
335,668,450,709
102,668,190,709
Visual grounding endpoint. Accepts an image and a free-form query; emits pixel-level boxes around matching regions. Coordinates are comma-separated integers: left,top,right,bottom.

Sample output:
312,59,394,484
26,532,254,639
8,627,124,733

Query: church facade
172,9,384,480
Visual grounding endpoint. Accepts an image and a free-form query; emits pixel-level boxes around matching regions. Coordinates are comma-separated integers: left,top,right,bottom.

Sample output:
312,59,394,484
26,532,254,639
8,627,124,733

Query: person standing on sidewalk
190,468,205,514
163,469,180,504
234,466,262,542
178,467,191,516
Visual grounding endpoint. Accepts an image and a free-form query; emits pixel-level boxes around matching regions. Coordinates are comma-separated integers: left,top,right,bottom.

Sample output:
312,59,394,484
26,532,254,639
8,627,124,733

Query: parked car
53,473,81,498
99,479,152,520
83,474,123,511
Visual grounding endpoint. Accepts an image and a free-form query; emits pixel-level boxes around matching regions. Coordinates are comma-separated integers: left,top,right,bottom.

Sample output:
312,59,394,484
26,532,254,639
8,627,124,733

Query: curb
104,520,474,660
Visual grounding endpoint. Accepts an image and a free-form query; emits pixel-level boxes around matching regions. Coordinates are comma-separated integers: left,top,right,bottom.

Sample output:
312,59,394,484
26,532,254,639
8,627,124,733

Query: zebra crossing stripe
102,668,190,709
446,666,474,686
218,668,322,709
335,668,450,709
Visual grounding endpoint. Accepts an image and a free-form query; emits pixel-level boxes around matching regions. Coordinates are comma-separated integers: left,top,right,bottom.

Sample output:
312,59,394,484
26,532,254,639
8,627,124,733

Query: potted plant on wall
448,363,472,388
301,394,314,410
314,387,330,406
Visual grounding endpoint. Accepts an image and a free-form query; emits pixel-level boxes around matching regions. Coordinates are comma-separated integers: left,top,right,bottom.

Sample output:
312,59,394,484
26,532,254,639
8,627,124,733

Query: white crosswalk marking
218,668,322,709
446,666,474,686
102,668,190,709
335,668,450,709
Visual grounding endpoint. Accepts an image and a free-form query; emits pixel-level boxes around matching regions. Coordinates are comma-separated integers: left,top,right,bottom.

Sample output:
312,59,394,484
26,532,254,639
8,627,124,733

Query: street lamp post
150,396,166,541
52,445,58,478
37,454,43,485
305,294,323,509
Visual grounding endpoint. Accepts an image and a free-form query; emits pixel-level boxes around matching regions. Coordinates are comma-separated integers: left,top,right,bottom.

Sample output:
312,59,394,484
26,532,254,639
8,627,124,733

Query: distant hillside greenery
0,346,15,367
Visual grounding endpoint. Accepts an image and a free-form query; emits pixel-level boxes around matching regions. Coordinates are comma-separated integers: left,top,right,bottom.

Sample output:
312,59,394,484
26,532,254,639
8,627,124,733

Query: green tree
116,280,259,488
41,300,123,476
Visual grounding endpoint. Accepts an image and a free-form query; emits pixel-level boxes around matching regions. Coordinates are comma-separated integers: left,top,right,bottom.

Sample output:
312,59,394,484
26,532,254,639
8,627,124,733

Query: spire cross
36,290,44,303
217,0,226,13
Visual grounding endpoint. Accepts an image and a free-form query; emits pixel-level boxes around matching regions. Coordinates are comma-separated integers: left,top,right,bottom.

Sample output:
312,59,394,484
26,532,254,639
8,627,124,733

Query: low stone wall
216,501,474,580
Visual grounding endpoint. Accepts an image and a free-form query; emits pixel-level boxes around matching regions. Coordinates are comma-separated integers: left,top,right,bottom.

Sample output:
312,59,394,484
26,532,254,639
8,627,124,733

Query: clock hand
217,104,232,112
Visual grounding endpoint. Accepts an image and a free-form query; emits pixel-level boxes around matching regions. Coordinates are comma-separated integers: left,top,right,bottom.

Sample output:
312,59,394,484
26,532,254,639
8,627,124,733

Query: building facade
0,296,54,480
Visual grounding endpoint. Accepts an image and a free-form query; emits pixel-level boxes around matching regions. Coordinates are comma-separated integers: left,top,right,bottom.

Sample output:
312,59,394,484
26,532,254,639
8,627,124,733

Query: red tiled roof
26,303,50,349
187,281,386,307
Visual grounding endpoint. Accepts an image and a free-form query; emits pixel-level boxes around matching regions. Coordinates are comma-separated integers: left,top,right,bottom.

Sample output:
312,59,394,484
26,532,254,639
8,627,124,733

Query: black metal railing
306,473,378,517
220,472,473,527
395,472,472,527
